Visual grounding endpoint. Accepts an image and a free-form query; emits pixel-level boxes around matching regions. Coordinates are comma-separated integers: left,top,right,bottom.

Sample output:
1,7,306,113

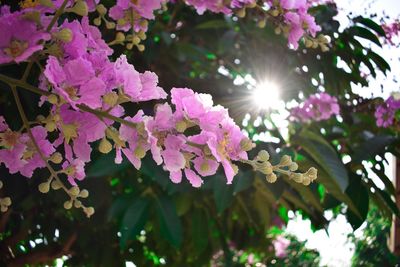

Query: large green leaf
345,174,369,229
191,209,209,253
119,197,150,249
293,129,349,192
349,26,382,47
353,135,396,163
213,175,234,213
156,194,183,248
354,16,386,36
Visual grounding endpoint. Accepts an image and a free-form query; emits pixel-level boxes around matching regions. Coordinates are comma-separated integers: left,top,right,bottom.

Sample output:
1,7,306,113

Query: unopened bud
176,121,187,133
1,197,11,206
138,31,146,40
85,207,95,217
279,155,292,166
302,176,311,186
240,138,254,151
117,18,126,26
257,150,270,161
69,186,80,196
51,180,62,190
134,146,146,159
48,94,58,104
257,19,266,28
0,181,3,189
274,27,282,35
236,8,246,18
289,162,298,171
38,182,50,193
115,32,125,43
132,35,141,45
93,17,101,26
96,4,107,15
320,44,329,52
106,21,116,29
266,173,277,183
1,206,8,212
271,9,280,17
49,152,63,164
139,20,148,29
45,121,56,132
39,0,54,7
79,189,89,198
103,92,119,107
68,0,88,16
305,39,313,48
55,28,73,43
74,200,82,208
64,200,73,209
291,173,303,183
99,138,112,154
137,44,145,52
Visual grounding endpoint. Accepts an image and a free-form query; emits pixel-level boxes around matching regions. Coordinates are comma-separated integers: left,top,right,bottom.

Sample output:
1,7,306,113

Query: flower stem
46,0,69,32
10,85,69,194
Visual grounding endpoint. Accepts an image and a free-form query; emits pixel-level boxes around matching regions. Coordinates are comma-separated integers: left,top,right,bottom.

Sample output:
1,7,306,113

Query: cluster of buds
38,175,94,218
244,150,317,185
108,30,147,51
304,34,330,52
0,181,12,212
93,4,116,29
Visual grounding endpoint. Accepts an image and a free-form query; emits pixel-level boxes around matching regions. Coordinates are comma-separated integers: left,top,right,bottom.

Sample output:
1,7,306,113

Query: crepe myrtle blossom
375,95,400,128
291,92,340,122
0,6,50,64
273,235,291,258
0,118,55,177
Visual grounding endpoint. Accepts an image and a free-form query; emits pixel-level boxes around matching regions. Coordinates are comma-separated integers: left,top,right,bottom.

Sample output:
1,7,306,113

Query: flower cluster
266,0,323,49
375,94,400,128
382,20,400,46
272,235,290,258
0,0,319,216
290,92,340,122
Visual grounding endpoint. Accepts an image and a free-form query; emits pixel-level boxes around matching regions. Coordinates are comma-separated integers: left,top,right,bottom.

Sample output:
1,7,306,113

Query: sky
287,1,400,266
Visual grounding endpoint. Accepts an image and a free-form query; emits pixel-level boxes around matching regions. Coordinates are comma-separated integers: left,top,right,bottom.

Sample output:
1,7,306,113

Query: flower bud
47,94,58,104
139,20,148,29
134,146,146,159
103,92,119,107
117,18,126,26
68,0,88,16
291,173,303,183
274,27,282,35
302,176,311,186
279,155,292,166
320,44,329,52
64,200,72,210
74,200,82,208
176,120,187,133
79,189,89,198
1,197,11,206
257,19,266,28
51,180,62,190
0,181,3,189
138,31,146,40
106,21,116,29
93,17,101,26
38,182,50,193
257,150,270,162
240,138,254,151
39,0,54,7
115,32,125,43
237,8,246,18
55,28,73,43
49,152,63,164
99,138,112,154
271,9,280,17
259,162,273,175
69,186,80,196
85,207,95,217
96,4,107,15
137,44,145,52
45,121,56,132
305,39,313,48
289,162,298,171
266,173,277,183
1,205,8,212
132,36,141,45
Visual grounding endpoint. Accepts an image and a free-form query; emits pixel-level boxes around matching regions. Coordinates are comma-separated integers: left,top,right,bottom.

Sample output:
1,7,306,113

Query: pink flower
273,236,290,258
0,7,50,64
291,92,340,122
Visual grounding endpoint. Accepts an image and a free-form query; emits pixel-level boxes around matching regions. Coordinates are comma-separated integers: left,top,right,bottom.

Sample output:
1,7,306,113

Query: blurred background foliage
0,0,399,266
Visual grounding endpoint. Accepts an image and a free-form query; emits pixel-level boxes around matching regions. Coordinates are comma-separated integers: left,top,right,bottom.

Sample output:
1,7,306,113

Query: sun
252,80,281,110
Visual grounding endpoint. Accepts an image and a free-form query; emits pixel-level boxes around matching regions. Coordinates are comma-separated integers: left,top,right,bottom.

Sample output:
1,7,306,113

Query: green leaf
293,129,349,192
119,197,150,249
353,135,396,163
191,209,209,253
87,152,129,177
213,175,234,213
345,174,369,229
349,26,381,47
156,195,183,248
354,16,386,36
368,50,391,73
